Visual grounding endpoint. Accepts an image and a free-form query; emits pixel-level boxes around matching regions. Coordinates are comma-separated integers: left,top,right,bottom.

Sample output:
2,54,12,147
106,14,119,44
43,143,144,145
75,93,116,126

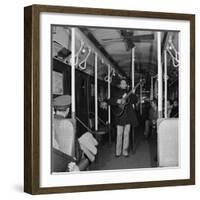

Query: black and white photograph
23,5,195,194
51,25,179,173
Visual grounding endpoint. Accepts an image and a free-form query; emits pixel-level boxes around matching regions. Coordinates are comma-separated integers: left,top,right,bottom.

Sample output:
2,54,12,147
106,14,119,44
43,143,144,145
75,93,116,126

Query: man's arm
130,93,138,109
106,93,122,106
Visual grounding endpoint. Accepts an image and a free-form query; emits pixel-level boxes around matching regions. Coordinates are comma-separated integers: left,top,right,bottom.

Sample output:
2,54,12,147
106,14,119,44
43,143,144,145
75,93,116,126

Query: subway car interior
52,25,179,173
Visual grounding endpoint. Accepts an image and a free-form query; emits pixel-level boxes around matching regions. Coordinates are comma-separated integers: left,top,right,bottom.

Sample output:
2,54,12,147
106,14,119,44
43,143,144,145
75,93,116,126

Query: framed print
24,4,195,194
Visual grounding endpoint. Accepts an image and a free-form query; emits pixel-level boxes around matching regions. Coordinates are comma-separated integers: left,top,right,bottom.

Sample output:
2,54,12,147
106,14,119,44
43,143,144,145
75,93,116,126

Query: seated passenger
167,100,173,118
53,95,71,118
52,95,90,172
52,147,89,172
170,99,179,117
144,99,158,139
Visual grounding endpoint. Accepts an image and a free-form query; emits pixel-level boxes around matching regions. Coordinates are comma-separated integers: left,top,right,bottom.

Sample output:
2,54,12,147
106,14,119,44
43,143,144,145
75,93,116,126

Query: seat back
157,118,178,167
53,118,75,157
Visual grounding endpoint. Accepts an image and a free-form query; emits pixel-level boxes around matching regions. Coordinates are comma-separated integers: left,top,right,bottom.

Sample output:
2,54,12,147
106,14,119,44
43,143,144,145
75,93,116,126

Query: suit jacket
107,88,139,126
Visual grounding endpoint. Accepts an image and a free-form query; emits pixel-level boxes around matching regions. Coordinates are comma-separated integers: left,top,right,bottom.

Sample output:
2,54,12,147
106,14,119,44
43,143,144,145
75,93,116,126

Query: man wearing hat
53,95,71,118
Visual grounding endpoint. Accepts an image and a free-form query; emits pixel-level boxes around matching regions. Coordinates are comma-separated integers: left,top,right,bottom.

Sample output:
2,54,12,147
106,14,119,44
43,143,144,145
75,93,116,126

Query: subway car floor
89,125,158,171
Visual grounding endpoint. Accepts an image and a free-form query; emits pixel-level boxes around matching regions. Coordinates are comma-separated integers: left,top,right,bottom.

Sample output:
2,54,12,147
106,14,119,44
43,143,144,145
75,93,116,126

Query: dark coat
107,89,139,127
170,106,178,117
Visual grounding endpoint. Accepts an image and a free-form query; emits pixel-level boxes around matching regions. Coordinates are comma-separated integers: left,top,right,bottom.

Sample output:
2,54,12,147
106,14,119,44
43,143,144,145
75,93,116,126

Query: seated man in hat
53,95,71,118
52,95,90,172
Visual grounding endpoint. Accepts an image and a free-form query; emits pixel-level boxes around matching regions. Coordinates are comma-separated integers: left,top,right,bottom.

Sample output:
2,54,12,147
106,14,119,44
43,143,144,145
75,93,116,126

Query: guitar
114,79,145,117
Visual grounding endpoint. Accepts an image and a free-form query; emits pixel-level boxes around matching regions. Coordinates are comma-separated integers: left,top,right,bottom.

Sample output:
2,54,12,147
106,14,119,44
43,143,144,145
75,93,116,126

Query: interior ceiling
86,28,157,76
82,27,179,84
52,25,179,86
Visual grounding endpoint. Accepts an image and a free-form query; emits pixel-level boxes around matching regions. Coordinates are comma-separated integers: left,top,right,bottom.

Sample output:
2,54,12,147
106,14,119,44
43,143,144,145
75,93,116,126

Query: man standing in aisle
107,79,139,157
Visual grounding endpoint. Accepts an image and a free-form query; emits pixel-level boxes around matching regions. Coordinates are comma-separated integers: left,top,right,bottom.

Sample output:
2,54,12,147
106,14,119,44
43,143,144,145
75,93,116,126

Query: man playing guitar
107,79,139,157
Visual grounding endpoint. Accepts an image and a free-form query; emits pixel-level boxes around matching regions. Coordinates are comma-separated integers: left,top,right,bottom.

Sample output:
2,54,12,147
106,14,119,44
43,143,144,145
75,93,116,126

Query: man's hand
121,99,126,104
117,99,122,104
68,162,80,172
117,99,126,104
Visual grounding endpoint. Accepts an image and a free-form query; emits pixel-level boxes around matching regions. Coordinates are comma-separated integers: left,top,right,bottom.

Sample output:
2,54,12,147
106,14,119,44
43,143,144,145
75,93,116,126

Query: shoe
122,151,129,157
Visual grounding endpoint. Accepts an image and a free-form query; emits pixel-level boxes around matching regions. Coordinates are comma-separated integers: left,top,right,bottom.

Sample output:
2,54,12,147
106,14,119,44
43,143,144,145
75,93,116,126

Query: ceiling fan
101,30,154,50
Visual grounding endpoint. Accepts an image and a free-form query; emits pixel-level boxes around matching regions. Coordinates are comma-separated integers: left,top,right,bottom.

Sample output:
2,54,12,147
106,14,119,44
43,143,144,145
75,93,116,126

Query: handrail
89,112,107,126
76,116,107,135
76,116,94,133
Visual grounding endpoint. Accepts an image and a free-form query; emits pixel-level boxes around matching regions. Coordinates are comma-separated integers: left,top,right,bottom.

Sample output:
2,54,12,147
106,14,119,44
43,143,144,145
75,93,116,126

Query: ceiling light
81,47,86,53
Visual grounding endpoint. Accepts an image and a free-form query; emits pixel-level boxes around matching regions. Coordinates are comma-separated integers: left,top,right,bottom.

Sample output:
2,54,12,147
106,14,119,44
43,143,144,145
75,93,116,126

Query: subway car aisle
89,126,156,171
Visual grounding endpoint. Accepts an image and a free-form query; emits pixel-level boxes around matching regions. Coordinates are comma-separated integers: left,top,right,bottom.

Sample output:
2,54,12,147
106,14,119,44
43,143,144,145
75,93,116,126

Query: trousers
116,124,131,156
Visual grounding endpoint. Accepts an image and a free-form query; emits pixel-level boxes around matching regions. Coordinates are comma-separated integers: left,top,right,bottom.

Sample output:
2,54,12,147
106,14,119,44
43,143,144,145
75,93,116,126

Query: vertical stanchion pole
131,47,135,148
157,32,163,118
132,47,135,89
108,64,111,124
71,28,76,120
140,84,142,115
71,27,76,157
95,52,98,131
150,77,153,101
164,50,168,118
107,64,111,144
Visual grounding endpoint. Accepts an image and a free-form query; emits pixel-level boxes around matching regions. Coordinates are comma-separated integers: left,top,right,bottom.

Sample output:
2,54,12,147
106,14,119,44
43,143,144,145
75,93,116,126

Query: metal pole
71,28,76,158
108,64,111,124
132,47,135,89
164,50,168,118
131,47,135,148
140,84,142,115
157,32,163,118
71,28,76,120
150,77,153,101
95,52,98,131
